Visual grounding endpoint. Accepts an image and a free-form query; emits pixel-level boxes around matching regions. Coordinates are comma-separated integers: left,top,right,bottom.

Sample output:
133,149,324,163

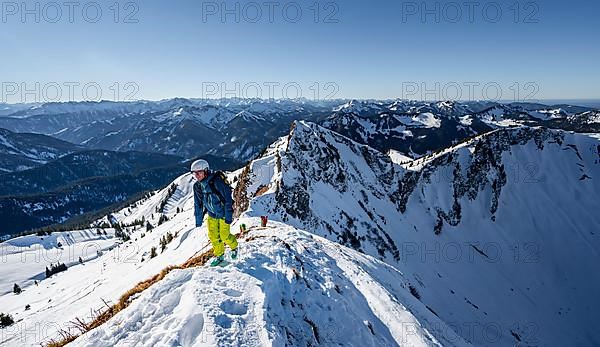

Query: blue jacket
193,172,234,227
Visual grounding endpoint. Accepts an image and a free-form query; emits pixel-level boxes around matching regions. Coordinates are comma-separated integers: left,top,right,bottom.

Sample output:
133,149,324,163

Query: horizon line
2,97,600,106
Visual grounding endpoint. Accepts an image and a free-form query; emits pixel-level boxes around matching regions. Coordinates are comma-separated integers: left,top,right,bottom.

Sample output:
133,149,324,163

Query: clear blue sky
1,0,598,103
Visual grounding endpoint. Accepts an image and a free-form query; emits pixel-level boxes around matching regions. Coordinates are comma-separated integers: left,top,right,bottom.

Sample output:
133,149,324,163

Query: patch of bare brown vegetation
254,185,269,197
233,165,251,218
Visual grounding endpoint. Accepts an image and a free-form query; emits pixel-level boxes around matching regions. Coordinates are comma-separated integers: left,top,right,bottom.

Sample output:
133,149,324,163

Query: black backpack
208,171,230,205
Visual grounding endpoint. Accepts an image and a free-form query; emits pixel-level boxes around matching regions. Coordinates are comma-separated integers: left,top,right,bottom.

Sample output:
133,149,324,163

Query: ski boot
210,255,224,267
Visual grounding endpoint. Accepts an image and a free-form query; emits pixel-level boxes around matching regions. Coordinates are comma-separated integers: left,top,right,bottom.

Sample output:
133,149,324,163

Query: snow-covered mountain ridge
68,222,468,347
234,121,600,346
1,120,599,346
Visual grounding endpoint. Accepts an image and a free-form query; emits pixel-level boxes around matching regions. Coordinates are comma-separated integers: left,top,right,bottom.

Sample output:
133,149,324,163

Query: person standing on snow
191,159,238,266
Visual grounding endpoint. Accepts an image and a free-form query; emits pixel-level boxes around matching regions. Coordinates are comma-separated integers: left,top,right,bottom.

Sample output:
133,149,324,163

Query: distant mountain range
0,150,184,197
0,99,597,166
0,99,337,162
1,109,599,346
322,100,600,157
0,127,84,172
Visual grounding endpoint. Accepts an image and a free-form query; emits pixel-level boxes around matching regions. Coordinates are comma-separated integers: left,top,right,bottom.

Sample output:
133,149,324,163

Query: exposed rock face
238,122,596,257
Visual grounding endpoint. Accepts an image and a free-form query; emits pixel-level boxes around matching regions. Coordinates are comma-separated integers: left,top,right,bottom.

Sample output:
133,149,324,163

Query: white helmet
190,159,209,172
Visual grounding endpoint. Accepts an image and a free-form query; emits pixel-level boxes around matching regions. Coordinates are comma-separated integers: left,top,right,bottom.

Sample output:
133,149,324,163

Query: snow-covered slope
0,229,117,296
2,118,599,347
234,121,600,346
0,172,467,347
0,176,207,346
68,221,468,347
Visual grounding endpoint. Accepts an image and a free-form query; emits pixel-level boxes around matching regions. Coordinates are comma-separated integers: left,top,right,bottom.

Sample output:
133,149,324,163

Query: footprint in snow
219,300,248,315
215,314,233,329
224,288,243,297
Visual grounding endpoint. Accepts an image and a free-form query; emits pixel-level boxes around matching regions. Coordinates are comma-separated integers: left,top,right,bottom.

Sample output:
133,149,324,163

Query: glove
225,217,232,225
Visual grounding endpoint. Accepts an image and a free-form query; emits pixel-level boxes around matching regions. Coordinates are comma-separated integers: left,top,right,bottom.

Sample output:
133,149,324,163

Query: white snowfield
68,221,468,347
